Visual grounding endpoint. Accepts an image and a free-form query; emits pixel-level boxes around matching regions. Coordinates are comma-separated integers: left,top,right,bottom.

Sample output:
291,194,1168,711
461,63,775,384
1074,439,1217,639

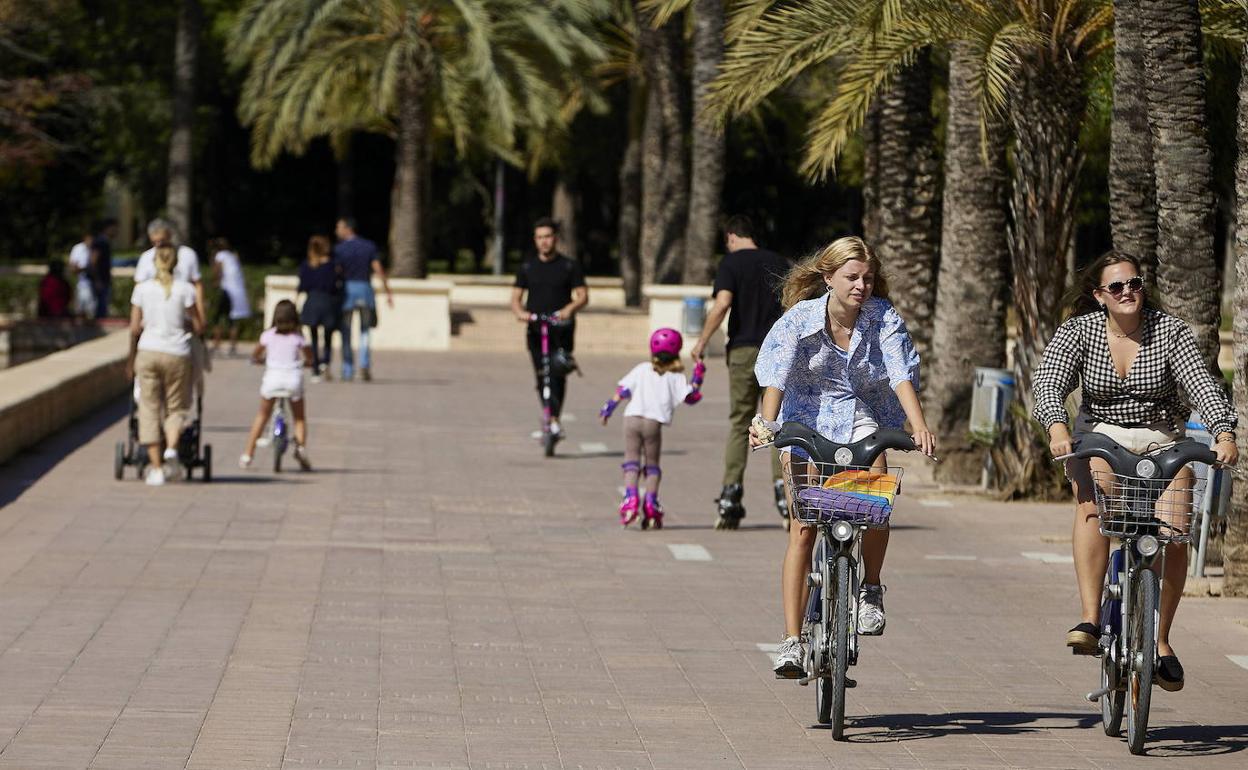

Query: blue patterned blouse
754,294,921,442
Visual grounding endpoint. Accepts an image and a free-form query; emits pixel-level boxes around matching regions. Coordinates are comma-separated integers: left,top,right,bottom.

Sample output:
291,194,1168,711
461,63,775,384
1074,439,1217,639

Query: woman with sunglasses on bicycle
748,236,937,678
1033,250,1237,692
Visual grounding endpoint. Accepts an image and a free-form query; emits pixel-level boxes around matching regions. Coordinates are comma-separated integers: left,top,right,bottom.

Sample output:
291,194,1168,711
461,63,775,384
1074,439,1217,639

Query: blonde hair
307,235,331,267
651,356,685,374
780,236,889,309
153,244,177,299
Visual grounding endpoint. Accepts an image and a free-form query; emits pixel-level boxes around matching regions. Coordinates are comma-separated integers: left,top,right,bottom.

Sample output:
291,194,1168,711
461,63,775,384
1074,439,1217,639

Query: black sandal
1066,622,1101,655
1157,655,1185,692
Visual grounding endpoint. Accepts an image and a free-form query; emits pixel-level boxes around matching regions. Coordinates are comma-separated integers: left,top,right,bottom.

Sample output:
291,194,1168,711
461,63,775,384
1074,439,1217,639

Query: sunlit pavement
0,350,1245,769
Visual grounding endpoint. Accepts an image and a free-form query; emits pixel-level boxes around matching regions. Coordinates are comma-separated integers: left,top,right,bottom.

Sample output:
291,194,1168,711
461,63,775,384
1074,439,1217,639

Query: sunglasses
1098,276,1144,296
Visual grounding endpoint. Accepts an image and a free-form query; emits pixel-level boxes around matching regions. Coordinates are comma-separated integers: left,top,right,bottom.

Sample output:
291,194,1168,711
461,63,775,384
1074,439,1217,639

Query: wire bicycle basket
785,462,904,528
1090,469,1206,544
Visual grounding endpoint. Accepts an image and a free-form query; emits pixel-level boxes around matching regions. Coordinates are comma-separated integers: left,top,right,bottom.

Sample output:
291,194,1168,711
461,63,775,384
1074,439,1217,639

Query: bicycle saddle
774,422,917,467
1068,432,1216,481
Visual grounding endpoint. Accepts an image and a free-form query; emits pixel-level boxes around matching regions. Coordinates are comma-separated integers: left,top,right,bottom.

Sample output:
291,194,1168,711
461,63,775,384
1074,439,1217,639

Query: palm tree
1227,0,1248,597
1140,0,1221,369
638,6,689,285
682,0,727,285
1109,0,1157,280
167,0,200,243
926,41,1009,484
230,0,606,278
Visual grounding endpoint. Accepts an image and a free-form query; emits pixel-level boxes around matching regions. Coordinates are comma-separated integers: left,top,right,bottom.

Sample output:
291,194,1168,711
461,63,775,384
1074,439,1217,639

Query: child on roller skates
599,328,706,529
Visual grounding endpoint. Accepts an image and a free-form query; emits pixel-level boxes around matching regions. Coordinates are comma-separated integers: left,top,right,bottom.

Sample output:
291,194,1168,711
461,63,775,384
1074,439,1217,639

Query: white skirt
260,368,304,401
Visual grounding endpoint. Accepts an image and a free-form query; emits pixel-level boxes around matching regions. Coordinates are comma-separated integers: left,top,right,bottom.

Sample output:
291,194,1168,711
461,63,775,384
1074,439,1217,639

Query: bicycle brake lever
750,440,776,452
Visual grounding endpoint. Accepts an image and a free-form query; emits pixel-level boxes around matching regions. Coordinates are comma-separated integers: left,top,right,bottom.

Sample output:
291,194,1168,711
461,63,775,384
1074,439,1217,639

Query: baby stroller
114,380,213,482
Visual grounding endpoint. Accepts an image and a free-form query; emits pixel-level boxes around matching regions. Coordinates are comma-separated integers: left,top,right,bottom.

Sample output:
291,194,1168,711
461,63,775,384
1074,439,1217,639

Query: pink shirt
260,328,306,371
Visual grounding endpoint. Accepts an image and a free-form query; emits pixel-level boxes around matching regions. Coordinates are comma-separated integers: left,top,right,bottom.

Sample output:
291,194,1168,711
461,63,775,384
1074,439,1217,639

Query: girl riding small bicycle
241,299,314,470
599,328,706,529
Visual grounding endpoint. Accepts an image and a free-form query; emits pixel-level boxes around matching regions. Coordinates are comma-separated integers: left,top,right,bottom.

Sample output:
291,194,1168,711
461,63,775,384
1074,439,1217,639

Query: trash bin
682,296,706,336
1186,412,1232,578
969,367,1015,436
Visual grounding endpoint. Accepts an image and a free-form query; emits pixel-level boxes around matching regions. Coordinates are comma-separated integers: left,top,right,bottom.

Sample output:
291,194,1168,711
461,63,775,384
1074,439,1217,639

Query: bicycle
765,422,918,740
269,390,294,472
1057,433,1219,755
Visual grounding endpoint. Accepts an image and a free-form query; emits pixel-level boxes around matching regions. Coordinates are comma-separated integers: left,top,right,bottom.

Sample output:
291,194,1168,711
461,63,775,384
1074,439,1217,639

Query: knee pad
621,461,641,474
644,464,661,478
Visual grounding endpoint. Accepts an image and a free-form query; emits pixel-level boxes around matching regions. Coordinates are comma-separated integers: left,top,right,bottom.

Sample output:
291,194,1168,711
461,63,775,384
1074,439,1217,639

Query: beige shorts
1065,411,1184,493
135,350,192,445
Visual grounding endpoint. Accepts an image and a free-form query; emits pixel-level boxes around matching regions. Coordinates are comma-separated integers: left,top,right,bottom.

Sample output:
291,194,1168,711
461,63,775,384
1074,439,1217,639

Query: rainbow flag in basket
821,469,898,506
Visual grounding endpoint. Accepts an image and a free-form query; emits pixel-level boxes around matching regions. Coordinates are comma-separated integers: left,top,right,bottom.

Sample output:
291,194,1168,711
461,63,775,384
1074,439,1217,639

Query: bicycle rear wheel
829,553,851,739
1126,569,1158,755
1101,646,1124,735
1100,561,1124,736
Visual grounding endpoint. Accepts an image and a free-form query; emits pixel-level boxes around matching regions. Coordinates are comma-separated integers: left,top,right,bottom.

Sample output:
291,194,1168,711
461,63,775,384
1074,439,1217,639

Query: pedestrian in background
208,236,251,356
90,218,117,319
298,234,340,381
689,215,791,529
37,260,72,319
333,217,392,382
68,229,96,319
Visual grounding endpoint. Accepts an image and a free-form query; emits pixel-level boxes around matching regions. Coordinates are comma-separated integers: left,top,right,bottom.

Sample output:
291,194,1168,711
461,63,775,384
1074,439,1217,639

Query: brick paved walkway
1,351,1246,769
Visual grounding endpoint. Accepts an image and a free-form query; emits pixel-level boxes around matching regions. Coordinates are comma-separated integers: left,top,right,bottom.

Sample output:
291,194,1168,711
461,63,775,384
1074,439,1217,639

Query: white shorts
260,369,304,401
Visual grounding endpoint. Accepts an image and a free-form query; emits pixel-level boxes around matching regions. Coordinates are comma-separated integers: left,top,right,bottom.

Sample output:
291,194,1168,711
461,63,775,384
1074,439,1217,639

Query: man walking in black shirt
510,217,589,441
690,215,790,528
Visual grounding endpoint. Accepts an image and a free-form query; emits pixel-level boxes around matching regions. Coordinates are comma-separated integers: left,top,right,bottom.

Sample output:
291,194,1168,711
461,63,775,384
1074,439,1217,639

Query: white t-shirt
136,245,202,284
214,250,250,318
131,279,196,356
618,362,694,425
68,242,92,286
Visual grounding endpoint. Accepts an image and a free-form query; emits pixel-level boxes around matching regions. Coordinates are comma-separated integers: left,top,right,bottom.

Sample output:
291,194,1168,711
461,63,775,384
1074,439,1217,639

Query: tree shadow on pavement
0,395,128,509
1141,724,1248,758
830,711,1099,742
208,475,309,484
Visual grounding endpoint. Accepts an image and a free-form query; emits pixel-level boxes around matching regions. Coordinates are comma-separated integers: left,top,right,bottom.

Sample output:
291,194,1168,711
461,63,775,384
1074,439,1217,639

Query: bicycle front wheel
829,553,851,740
1126,569,1158,755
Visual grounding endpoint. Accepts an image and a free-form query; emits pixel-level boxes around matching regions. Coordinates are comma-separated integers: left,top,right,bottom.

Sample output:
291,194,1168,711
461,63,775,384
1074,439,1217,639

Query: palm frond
1202,0,1248,43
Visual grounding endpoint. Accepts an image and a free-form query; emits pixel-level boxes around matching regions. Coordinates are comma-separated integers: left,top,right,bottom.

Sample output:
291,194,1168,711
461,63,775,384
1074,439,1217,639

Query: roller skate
774,479,791,530
714,484,745,530
618,487,640,527
641,492,664,530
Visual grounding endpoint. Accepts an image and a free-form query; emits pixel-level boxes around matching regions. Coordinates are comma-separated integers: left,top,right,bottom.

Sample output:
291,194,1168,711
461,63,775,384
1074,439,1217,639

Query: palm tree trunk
552,177,578,260
618,77,644,306
166,0,200,243
871,51,941,360
1140,0,1221,369
990,50,1085,500
390,72,428,278
927,42,1010,485
681,0,725,285
336,135,354,220
1109,0,1157,280
861,101,881,243
638,13,688,286
1226,41,1248,597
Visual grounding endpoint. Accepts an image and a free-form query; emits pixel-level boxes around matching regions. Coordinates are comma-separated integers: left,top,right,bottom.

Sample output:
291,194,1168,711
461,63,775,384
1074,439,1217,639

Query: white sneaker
858,584,886,635
145,467,166,486
294,444,311,471
256,436,272,448
773,635,806,679
239,454,252,469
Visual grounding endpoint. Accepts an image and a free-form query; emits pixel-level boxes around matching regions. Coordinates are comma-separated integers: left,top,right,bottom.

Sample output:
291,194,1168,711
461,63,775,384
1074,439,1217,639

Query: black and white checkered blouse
1032,308,1236,436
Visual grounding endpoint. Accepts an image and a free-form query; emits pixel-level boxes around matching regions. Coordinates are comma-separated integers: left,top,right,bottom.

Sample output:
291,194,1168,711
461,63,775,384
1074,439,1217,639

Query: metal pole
491,160,505,276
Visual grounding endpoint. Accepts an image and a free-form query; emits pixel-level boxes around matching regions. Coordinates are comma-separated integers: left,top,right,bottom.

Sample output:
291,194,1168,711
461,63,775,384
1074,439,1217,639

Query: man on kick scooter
510,217,589,443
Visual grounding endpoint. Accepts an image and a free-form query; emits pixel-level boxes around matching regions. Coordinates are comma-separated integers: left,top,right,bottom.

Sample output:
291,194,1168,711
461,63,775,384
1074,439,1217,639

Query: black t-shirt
712,247,790,349
515,255,586,314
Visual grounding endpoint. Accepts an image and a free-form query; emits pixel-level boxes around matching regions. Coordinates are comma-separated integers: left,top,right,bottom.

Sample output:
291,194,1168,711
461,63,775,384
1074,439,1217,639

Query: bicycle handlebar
1057,432,1217,481
772,422,917,467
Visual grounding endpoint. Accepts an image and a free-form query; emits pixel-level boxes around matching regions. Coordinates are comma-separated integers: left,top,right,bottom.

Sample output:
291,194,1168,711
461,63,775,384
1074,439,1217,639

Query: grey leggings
623,416,663,494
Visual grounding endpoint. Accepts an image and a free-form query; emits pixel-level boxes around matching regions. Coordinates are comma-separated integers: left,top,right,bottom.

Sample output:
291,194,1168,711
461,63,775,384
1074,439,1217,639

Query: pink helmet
650,327,683,358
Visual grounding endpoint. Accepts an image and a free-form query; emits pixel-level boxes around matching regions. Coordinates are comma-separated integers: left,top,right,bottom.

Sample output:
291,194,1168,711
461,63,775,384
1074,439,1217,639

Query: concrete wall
0,330,129,465
264,276,453,351
642,285,725,357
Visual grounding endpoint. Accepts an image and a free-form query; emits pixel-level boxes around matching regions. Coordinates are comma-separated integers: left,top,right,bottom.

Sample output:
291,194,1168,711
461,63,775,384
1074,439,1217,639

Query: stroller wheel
114,442,125,480
202,445,213,483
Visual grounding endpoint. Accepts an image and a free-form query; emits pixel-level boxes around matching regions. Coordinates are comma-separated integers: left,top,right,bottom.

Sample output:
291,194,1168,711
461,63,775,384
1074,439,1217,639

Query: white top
68,242,92,286
618,362,694,425
214,250,250,318
131,279,196,356
136,245,202,284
